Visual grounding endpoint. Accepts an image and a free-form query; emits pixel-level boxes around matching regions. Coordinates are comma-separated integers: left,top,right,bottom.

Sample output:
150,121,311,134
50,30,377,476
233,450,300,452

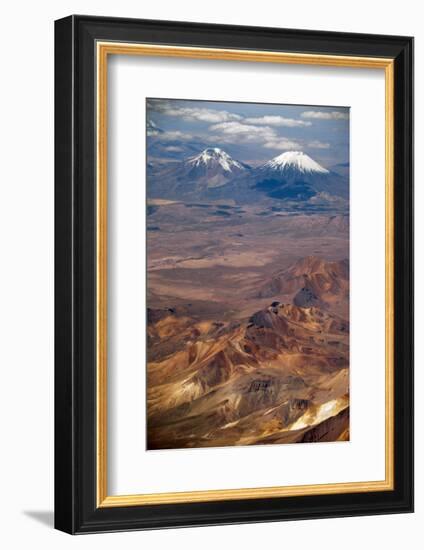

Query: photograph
146,98,350,450
50,11,413,536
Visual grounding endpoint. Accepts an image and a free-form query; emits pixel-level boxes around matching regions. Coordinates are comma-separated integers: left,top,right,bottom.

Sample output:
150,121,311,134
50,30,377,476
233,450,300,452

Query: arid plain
147,200,349,449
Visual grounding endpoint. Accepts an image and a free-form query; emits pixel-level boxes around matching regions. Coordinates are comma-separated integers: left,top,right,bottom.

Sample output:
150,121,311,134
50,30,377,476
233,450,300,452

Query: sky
146,98,349,168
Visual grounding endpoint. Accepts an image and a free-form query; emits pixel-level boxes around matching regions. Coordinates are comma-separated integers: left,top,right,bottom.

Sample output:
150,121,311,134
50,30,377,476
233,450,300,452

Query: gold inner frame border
96,42,394,508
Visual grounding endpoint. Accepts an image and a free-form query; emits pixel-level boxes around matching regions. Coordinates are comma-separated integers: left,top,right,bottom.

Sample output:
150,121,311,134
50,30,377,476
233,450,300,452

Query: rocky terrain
146,147,349,450
147,254,349,449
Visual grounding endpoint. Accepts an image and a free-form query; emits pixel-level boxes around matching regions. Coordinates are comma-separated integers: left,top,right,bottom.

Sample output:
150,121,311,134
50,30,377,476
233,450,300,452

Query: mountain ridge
147,147,348,209
147,288,349,449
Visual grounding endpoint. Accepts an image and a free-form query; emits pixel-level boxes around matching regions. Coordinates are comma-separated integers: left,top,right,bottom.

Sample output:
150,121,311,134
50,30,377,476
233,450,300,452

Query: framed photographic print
54,15,414,534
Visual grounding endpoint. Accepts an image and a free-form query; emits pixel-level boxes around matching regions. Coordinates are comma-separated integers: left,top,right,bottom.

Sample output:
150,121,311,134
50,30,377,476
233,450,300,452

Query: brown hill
255,256,349,313
147,299,349,449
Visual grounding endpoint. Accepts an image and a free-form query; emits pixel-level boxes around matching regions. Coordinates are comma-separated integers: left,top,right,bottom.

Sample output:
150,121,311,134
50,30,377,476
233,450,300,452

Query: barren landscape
146,99,350,449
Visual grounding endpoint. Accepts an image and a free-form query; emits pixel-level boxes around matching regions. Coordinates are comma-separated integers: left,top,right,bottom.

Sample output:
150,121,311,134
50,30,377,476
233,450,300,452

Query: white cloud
147,100,241,123
307,140,331,149
160,130,193,141
164,146,184,152
147,101,335,155
301,110,349,120
244,115,311,127
209,121,304,152
168,107,241,123
209,121,276,142
264,138,303,150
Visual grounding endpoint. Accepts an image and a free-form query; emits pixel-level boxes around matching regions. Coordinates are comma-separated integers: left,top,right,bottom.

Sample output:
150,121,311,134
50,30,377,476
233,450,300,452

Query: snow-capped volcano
146,119,163,137
260,151,329,174
148,147,250,198
187,148,246,173
252,150,348,204
147,146,347,206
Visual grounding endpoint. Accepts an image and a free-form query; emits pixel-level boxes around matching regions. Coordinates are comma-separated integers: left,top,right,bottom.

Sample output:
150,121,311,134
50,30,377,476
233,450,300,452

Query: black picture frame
55,15,414,534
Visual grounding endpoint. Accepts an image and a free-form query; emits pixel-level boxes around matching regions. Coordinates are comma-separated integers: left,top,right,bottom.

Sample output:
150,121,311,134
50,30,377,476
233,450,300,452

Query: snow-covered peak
147,119,163,136
262,151,329,174
187,148,245,172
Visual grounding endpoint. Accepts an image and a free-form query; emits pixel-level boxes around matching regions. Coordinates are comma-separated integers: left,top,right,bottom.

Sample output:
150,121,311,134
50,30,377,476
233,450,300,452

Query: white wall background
0,0,420,547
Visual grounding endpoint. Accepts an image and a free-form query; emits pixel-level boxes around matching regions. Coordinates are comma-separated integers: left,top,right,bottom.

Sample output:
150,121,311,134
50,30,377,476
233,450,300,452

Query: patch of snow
147,119,163,136
187,148,245,172
261,151,329,174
